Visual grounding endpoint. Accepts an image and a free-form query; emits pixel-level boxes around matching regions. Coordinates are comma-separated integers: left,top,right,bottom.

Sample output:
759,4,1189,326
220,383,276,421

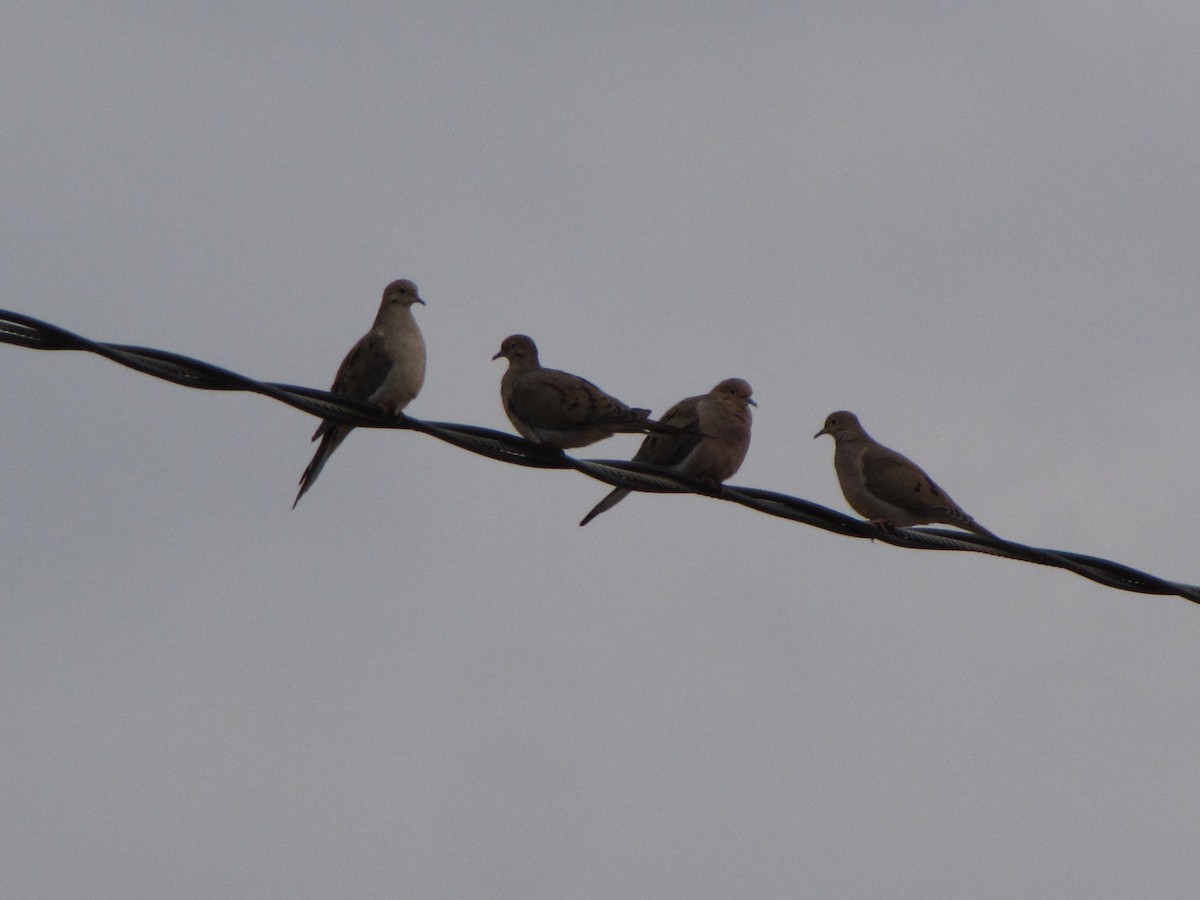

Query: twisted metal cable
3,308,1197,605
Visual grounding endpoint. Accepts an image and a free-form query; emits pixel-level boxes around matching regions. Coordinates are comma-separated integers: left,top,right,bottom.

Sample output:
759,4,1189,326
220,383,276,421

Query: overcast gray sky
3,3,1199,898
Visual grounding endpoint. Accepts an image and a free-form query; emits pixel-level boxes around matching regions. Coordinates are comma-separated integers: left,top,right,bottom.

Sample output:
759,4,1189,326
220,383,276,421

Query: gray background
3,3,1198,898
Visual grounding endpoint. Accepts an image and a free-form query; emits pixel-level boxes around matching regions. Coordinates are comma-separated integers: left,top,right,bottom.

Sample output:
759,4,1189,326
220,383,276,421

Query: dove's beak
491,350,505,361
813,427,828,439
415,298,426,305
747,398,758,407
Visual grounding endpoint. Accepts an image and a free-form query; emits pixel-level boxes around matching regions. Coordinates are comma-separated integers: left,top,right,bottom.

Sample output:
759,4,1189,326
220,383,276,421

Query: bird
293,279,426,507
814,410,998,539
492,334,679,449
580,377,755,526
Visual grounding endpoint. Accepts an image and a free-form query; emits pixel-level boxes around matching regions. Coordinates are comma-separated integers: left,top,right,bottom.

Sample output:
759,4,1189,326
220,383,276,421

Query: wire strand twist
3,308,1196,605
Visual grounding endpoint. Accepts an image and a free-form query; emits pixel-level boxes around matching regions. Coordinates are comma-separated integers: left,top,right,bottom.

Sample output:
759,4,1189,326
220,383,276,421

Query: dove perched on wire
293,279,426,507
580,378,755,525
492,334,679,449
814,410,998,539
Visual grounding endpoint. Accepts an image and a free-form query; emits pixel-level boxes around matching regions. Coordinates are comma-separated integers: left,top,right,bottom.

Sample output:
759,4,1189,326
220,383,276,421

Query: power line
3,307,1196,606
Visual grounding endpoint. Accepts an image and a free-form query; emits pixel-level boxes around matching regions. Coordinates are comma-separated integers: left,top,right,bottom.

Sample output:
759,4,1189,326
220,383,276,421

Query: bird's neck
508,356,541,375
374,304,414,330
840,430,870,446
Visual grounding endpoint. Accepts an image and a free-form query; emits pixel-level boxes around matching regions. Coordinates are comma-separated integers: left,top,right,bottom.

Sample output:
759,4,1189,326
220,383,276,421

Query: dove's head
713,377,756,408
382,279,425,307
492,334,539,364
815,410,865,442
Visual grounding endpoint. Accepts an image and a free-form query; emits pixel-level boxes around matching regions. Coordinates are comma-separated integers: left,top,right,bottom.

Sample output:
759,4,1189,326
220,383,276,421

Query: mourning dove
814,410,997,539
580,377,755,526
293,279,426,507
492,334,676,449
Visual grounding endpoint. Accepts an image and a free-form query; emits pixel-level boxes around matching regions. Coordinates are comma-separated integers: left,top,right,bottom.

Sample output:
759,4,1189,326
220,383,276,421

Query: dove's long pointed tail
579,487,632,526
292,424,351,508
963,518,1000,541
944,505,1000,541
